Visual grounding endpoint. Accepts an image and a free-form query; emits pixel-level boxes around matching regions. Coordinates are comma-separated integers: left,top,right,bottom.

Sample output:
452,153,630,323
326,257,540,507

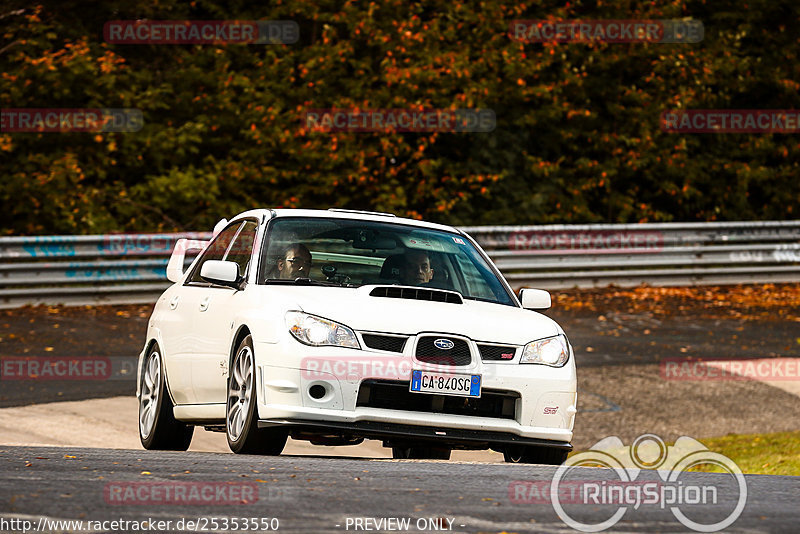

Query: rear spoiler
166,239,209,283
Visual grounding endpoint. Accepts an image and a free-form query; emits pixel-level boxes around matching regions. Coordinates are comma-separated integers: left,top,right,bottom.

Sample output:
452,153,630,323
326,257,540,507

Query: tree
1,0,798,235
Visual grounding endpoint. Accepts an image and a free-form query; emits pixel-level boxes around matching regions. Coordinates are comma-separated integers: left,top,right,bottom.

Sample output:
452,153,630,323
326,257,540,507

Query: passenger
399,250,434,286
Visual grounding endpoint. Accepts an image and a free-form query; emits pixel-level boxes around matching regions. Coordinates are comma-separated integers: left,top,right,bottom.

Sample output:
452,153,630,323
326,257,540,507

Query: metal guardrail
0,233,210,308
0,222,798,308
463,221,800,289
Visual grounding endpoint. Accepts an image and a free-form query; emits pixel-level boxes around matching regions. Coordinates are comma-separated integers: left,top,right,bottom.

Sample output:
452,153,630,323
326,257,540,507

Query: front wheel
139,343,194,450
503,445,569,465
226,335,287,455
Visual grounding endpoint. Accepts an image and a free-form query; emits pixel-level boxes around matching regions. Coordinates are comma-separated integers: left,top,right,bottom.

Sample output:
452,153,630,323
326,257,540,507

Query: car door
157,241,208,405
157,285,197,406
171,221,243,404
190,219,259,405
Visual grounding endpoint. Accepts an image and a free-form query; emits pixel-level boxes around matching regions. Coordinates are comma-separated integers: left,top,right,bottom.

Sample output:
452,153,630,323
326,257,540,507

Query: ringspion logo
546,434,746,532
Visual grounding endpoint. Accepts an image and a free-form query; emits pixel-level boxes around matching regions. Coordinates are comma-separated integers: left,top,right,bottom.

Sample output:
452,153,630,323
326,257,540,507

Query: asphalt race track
1,446,799,533
2,299,799,532
3,302,799,408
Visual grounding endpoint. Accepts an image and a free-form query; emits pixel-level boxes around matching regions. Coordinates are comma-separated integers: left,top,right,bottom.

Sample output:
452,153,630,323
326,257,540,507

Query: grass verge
567,430,800,476
692,431,800,476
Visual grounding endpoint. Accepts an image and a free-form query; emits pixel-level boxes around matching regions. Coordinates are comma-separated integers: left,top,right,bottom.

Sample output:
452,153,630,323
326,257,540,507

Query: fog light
309,384,326,400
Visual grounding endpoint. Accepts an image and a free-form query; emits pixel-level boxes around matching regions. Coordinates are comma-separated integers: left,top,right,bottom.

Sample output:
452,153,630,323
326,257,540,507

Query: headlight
285,311,360,349
520,334,570,367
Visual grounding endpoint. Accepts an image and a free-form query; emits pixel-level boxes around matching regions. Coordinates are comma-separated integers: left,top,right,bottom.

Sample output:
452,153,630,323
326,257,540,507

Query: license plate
410,370,481,398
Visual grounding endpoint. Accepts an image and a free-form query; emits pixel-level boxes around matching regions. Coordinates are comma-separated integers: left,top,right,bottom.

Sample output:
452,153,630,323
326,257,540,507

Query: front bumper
258,418,573,450
253,338,577,447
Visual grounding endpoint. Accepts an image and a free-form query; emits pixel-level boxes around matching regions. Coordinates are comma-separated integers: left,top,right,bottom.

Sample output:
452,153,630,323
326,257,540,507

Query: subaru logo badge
434,338,455,350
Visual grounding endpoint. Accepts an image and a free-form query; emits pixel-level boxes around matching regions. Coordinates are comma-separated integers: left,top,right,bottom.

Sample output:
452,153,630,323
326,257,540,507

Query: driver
276,243,313,279
399,250,434,286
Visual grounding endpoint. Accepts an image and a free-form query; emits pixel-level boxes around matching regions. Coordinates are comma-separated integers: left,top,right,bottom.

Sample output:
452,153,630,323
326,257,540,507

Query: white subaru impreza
137,208,577,463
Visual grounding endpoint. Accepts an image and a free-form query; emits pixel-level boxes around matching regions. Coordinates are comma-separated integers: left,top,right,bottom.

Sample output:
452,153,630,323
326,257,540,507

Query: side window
188,222,242,284
225,221,258,278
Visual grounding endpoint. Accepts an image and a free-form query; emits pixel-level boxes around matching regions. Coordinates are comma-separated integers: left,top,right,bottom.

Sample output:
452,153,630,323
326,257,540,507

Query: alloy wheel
227,345,254,441
139,350,161,439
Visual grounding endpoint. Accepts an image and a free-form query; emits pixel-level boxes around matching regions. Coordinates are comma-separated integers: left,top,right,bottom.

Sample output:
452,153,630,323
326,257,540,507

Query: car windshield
259,217,516,306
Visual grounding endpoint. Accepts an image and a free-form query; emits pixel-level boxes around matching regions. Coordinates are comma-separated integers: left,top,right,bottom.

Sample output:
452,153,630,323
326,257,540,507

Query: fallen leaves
555,283,800,321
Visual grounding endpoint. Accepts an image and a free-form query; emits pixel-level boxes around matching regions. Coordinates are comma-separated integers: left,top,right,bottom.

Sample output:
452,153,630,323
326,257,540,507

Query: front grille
477,344,518,361
369,286,463,304
357,380,518,420
415,336,472,366
362,334,408,353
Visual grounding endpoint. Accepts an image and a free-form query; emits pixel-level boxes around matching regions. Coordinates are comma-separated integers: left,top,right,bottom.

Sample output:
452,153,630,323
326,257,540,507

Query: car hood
260,284,561,345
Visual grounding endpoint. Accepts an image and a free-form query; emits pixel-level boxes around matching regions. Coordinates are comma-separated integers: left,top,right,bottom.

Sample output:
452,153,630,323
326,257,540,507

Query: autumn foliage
555,283,800,322
1,1,799,235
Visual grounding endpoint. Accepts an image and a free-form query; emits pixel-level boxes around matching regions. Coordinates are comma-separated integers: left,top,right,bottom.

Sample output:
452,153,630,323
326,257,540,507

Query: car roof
228,208,462,234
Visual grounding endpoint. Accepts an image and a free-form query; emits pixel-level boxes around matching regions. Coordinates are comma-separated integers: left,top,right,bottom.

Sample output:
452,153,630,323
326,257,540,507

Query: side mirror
200,260,242,289
520,288,552,310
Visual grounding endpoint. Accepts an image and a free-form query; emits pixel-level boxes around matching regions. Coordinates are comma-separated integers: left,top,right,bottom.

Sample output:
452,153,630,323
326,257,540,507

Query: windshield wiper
461,295,499,304
264,278,352,287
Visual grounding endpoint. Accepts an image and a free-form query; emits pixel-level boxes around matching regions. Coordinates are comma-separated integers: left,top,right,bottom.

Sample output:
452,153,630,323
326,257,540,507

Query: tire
139,343,194,451
392,445,451,460
503,445,569,465
227,335,288,455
